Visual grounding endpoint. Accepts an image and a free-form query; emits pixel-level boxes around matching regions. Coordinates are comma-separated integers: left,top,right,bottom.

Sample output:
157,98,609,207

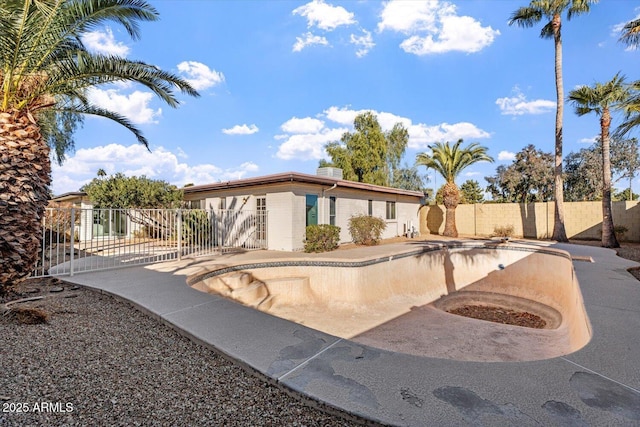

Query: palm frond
66,103,149,148
619,18,640,48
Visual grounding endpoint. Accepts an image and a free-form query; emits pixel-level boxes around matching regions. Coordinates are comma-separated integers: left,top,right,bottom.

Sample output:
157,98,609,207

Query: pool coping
59,239,640,426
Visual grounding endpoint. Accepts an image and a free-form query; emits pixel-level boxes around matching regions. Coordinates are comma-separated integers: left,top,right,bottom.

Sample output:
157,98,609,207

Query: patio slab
60,239,640,426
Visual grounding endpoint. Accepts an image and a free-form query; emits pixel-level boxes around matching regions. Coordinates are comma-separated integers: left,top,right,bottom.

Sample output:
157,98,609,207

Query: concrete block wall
420,201,640,242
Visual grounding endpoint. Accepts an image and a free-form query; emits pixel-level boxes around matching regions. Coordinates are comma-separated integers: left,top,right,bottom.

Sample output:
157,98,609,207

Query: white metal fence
31,208,268,277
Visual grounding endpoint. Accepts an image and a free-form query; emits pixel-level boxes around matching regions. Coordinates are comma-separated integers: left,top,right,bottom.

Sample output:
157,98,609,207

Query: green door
306,195,318,226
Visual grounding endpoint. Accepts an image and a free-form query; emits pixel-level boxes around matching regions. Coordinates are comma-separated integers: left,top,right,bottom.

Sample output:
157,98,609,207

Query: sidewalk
61,239,640,426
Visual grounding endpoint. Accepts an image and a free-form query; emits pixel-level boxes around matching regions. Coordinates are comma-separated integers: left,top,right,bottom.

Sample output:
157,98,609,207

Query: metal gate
31,208,268,277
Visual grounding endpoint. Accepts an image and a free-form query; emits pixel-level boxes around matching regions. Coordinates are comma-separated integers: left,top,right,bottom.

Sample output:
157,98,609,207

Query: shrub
348,215,386,245
181,210,213,245
492,225,514,238
304,225,340,253
614,225,628,242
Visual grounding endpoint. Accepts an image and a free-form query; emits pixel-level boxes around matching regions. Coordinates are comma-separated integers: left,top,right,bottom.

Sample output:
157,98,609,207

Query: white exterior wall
185,181,422,251
266,191,296,251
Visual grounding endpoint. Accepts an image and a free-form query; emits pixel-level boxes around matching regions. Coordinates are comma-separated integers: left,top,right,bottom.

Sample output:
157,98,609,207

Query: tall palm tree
509,0,597,243
568,73,631,248
0,0,198,291
416,139,493,237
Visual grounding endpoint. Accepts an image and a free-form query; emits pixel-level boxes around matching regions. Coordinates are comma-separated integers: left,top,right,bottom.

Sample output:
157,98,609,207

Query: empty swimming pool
188,241,592,362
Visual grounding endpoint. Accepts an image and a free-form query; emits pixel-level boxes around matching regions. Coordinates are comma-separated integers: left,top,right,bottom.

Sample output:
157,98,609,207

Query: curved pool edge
187,241,592,362
57,240,640,427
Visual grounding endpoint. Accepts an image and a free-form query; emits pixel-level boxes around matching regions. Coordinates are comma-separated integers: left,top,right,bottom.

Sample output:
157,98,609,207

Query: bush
492,225,514,238
348,215,386,246
614,225,628,242
304,225,340,253
181,210,213,245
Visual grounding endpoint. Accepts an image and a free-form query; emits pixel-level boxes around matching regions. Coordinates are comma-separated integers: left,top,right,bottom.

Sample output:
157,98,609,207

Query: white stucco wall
185,181,422,251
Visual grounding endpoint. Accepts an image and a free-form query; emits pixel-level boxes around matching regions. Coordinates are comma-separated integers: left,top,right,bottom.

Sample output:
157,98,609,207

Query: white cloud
496,88,555,115
87,88,161,124
293,0,356,31
293,32,330,52
281,117,325,133
350,30,375,57
324,106,411,129
324,105,488,149
378,0,442,34
580,136,598,144
222,124,259,135
276,128,347,161
378,0,499,55
177,61,225,90
82,28,130,56
498,150,516,161
464,171,481,177
275,105,490,160
51,144,259,195
407,122,490,149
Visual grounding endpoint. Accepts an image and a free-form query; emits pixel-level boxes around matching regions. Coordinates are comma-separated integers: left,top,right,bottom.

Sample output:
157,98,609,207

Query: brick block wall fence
420,201,640,242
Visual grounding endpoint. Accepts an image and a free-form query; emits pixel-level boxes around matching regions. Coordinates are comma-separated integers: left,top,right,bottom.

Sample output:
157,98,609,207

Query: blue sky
51,0,640,196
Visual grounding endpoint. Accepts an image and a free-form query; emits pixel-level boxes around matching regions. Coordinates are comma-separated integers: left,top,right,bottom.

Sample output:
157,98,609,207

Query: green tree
390,164,427,192
416,139,493,237
613,188,639,201
485,145,554,203
323,112,409,186
509,0,597,243
568,73,631,248
460,180,485,204
81,173,183,209
0,1,198,290
564,137,639,202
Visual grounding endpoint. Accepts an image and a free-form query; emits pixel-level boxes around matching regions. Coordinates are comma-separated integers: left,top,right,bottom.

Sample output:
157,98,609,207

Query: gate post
70,208,75,276
177,209,182,261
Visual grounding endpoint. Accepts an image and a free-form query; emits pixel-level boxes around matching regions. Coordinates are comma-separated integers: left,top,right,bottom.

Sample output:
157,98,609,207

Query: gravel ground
0,280,368,427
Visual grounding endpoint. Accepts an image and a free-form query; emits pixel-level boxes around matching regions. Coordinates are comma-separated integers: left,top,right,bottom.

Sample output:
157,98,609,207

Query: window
329,196,336,226
219,198,227,210
186,200,204,209
368,200,373,216
386,201,396,220
256,196,267,242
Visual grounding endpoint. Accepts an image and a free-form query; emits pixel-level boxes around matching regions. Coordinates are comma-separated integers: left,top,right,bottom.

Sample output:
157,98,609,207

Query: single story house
183,168,425,251
49,192,137,241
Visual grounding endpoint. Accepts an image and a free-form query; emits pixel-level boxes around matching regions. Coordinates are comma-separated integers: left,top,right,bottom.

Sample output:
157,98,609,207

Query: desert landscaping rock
49,286,64,293
0,281,363,426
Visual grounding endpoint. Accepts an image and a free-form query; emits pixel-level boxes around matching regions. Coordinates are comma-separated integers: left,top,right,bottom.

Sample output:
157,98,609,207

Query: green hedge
348,215,386,245
304,224,340,253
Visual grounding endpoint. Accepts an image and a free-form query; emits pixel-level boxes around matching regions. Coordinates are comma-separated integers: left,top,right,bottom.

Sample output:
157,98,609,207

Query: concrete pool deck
60,238,640,426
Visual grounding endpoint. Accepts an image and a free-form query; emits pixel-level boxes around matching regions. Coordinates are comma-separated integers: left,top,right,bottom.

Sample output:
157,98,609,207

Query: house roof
50,191,88,202
182,171,424,198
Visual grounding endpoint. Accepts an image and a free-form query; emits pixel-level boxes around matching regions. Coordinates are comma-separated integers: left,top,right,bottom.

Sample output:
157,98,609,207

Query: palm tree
619,17,640,48
617,81,640,138
416,139,493,237
509,0,597,243
568,73,631,248
0,1,198,291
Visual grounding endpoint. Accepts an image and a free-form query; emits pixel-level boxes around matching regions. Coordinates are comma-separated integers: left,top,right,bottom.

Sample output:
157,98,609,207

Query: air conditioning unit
316,167,343,179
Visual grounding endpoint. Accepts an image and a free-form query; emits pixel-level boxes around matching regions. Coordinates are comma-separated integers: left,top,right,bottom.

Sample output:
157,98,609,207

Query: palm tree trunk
0,111,51,290
600,109,619,248
442,181,459,237
551,13,568,242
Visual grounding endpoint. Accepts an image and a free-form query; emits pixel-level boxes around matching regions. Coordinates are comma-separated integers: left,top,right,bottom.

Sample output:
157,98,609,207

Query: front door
306,195,318,226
